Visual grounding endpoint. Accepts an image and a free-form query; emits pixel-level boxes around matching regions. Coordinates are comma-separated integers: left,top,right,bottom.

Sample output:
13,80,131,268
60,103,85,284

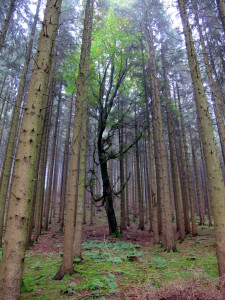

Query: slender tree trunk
43,87,61,230
32,61,55,241
190,135,205,226
142,46,158,241
178,0,225,278
54,0,94,279
217,0,225,33
125,130,130,227
73,0,94,258
73,107,88,258
58,97,73,231
0,95,10,146
200,146,213,227
134,107,144,230
0,0,62,298
145,6,175,251
177,86,197,236
0,0,41,246
0,0,16,52
119,126,126,232
163,59,185,240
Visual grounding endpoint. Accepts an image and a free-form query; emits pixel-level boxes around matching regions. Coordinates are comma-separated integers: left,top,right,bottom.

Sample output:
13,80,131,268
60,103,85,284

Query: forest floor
3,211,223,300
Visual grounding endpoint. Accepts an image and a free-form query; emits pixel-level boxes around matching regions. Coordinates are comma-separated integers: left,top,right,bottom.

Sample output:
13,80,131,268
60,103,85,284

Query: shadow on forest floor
11,212,222,299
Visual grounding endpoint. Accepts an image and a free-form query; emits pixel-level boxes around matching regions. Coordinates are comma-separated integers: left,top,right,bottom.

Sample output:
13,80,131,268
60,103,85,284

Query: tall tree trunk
162,53,185,241
43,86,61,230
54,0,94,279
125,129,130,227
0,0,62,298
0,0,41,246
178,0,225,278
193,1,225,160
177,86,197,237
175,128,191,234
142,46,158,242
190,135,205,226
119,127,126,232
32,54,56,242
145,6,175,251
73,7,94,257
58,97,73,231
200,145,213,227
134,107,144,230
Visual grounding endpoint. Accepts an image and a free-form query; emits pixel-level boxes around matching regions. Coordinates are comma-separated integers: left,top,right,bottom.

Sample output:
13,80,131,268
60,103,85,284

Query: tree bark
178,0,225,278
0,0,62,298
54,0,94,279
0,0,41,246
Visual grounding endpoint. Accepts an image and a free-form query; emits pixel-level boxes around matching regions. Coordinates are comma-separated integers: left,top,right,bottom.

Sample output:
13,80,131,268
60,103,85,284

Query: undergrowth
18,226,220,299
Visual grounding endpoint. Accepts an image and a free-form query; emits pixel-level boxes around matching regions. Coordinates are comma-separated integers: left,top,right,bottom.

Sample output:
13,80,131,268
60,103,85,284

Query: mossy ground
17,221,219,300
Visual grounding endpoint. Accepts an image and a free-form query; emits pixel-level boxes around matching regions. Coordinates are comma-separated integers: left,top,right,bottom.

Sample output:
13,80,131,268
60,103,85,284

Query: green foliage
21,227,219,299
82,240,144,262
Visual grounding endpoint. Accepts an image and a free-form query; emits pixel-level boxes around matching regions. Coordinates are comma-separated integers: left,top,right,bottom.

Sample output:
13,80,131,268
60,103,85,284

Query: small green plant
31,261,41,270
151,257,166,269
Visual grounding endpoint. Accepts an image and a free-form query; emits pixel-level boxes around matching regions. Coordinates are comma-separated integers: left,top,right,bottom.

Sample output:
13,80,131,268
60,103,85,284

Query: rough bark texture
33,54,56,242
193,1,225,159
178,0,225,278
0,0,62,298
0,0,42,246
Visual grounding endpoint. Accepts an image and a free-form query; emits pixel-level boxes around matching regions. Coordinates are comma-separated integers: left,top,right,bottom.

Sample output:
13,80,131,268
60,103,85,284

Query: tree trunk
43,86,61,230
190,135,205,226
142,46,158,242
178,0,225,278
0,0,16,52
217,0,225,33
32,53,56,242
162,54,185,241
193,1,225,160
145,6,175,251
54,0,94,280
134,106,144,230
177,87,197,237
73,8,94,257
0,0,62,298
0,0,41,246
58,97,73,231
